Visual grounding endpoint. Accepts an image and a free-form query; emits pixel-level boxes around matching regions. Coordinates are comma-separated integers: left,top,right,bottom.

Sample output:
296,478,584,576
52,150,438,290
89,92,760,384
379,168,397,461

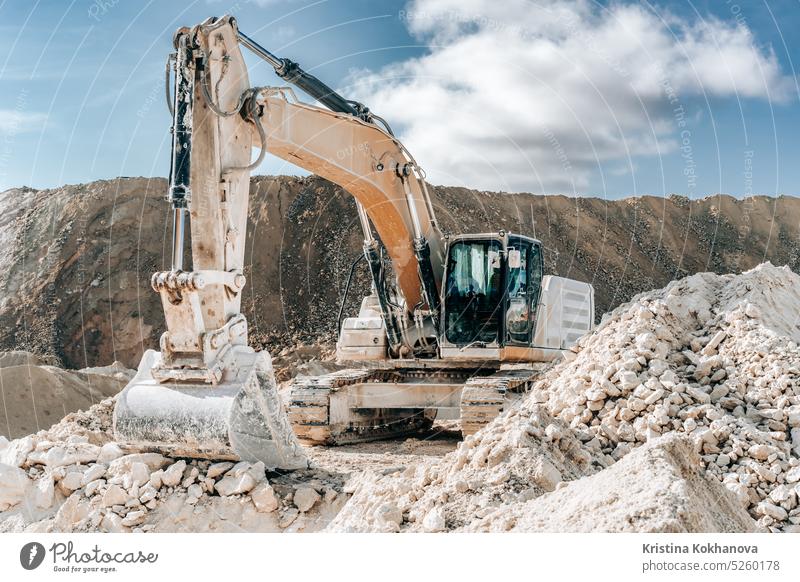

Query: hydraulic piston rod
167,32,194,272
238,30,366,120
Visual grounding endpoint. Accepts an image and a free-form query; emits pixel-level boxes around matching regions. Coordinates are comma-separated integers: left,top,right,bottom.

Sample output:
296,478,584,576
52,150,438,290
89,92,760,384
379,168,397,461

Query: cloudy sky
0,0,798,197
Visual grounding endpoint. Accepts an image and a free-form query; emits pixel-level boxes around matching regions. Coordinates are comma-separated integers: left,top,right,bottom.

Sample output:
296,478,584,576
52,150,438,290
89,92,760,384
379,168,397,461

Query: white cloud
346,0,794,194
0,110,47,135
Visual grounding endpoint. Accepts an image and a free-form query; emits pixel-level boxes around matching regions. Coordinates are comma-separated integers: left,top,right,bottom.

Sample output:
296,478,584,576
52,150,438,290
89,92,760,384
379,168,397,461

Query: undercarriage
287,360,548,445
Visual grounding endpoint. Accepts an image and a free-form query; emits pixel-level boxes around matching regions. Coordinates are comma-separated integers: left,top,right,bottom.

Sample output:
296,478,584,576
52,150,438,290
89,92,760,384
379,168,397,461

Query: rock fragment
214,472,256,496
422,507,446,532
102,485,129,508
0,463,30,511
293,487,320,512
251,483,279,513
161,461,186,488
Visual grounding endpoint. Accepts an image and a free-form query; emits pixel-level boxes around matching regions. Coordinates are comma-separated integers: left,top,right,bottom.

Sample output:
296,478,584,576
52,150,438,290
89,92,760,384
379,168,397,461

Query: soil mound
0,352,129,439
2,178,798,369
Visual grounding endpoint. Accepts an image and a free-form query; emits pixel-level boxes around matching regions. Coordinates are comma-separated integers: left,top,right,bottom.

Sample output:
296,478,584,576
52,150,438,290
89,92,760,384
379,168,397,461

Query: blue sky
0,0,798,198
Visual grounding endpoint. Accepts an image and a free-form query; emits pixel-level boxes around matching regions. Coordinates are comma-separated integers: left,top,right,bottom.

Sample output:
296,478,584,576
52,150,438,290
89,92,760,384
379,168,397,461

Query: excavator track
288,368,437,445
460,369,542,436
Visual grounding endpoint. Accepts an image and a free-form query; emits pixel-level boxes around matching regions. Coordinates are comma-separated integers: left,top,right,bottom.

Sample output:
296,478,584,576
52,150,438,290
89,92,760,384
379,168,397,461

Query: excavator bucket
114,348,308,470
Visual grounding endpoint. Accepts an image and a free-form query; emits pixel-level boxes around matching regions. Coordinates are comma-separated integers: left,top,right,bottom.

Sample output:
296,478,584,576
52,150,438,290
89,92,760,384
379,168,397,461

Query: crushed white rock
0,398,344,532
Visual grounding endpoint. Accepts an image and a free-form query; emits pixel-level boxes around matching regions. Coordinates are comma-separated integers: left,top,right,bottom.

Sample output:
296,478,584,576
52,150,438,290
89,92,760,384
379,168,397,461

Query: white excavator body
114,15,595,459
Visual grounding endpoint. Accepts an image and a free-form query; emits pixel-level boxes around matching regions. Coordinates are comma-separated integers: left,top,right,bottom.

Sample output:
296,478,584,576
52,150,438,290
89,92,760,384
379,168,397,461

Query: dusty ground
308,425,461,475
1,177,799,369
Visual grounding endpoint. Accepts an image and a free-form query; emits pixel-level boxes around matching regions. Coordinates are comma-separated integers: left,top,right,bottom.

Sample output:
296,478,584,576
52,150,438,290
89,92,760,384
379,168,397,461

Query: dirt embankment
0,177,798,369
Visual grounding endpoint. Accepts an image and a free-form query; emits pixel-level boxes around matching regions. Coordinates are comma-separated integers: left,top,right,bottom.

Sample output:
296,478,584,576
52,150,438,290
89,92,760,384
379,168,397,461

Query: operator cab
441,232,543,351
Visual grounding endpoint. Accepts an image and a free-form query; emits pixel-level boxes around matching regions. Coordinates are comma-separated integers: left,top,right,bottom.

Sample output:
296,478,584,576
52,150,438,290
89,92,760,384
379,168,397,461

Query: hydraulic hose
165,53,175,117
238,30,366,120
198,50,248,118
227,92,268,172
337,253,366,338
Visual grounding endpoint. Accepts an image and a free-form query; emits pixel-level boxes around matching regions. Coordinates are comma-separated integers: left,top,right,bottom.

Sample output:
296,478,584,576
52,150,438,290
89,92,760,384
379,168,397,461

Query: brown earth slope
0,176,797,369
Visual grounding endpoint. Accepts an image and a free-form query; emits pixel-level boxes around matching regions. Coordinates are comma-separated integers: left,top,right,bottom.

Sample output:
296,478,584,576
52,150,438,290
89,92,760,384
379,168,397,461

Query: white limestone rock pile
464,434,762,532
0,399,344,533
534,263,800,532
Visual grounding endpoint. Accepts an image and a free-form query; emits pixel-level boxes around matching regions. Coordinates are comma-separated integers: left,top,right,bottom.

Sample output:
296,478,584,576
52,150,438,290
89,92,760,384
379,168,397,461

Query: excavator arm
154,19,254,378
161,14,447,367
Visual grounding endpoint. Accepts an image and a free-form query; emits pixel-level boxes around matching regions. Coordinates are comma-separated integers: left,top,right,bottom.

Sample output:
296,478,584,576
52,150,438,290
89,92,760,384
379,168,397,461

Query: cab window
444,240,503,345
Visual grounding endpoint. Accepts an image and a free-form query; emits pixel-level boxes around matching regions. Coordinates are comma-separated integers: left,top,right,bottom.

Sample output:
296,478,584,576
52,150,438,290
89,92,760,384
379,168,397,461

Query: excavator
113,16,594,467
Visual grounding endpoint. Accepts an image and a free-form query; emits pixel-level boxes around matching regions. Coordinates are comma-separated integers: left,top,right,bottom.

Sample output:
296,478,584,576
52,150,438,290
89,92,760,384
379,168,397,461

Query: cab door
504,240,543,346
